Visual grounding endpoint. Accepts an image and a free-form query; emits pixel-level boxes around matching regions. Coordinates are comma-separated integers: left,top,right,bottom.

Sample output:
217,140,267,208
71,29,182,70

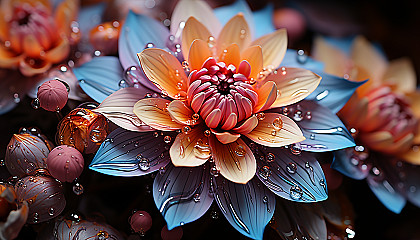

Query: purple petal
332,148,371,180
0,69,32,115
153,163,213,230
118,11,170,70
287,100,355,152
89,128,175,176
272,198,327,239
212,176,275,240
251,143,328,202
367,177,406,214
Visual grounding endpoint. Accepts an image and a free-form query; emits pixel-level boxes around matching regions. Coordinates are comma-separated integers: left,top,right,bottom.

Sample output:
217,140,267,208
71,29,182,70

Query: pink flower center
187,58,258,130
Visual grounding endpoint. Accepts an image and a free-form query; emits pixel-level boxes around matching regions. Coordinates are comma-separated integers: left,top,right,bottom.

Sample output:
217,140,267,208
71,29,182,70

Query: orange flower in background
0,0,79,76
314,36,420,164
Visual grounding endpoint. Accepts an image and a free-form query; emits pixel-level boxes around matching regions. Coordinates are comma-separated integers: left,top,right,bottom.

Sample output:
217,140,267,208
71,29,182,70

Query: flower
0,0,79,76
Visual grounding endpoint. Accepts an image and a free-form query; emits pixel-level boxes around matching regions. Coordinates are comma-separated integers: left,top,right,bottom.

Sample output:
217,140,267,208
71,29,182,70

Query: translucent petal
251,29,287,69
89,128,175,176
367,177,406,214
212,176,275,240
213,0,255,38
216,14,251,54
182,17,212,62
331,149,370,180
153,163,213,230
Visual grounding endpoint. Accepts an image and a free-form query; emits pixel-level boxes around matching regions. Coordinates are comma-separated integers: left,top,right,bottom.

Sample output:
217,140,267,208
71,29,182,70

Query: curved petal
133,98,184,131
312,36,350,77
219,43,240,68
209,136,256,184
119,11,170,70
263,67,321,108
251,29,287,69
272,198,326,240
383,58,416,94
254,81,277,113
233,115,258,134
292,100,355,152
44,37,70,63
339,94,369,129
170,125,210,167
0,46,22,68
153,162,213,230
138,48,188,98
182,17,212,62
281,49,325,72
367,177,406,214
167,100,201,126
240,45,263,80
306,71,367,113
73,56,123,103
94,88,154,132
213,0,255,37
216,14,251,54
213,131,240,144
188,39,212,71
89,128,175,176
401,147,420,165
351,36,388,85
54,0,79,38
252,144,328,202
245,113,304,148
171,0,221,37
331,149,371,180
212,176,275,240
19,58,52,77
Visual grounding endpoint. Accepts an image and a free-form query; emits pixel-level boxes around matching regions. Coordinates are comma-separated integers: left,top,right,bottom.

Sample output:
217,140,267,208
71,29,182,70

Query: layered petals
216,14,251,54
167,100,201,126
383,58,416,94
254,81,277,113
240,45,263,80
188,39,212,71
209,136,256,184
182,17,212,62
251,29,287,69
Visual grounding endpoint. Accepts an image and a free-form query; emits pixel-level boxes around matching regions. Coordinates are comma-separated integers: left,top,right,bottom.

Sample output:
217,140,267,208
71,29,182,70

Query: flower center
187,58,257,130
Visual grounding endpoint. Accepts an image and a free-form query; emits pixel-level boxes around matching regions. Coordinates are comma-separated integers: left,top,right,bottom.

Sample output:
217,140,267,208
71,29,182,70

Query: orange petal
22,34,43,58
383,58,416,94
170,125,210,167
0,46,22,68
216,14,251,55
44,37,70,63
254,81,277,113
401,146,420,165
245,113,305,147
54,0,79,38
209,136,256,184
181,17,212,61
351,36,388,85
359,131,393,151
219,43,240,68
312,36,350,77
212,130,240,144
407,90,420,119
0,9,8,41
338,94,368,129
19,57,52,77
263,67,321,108
167,100,201,125
250,28,287,69
233,115,258,134
138,48,188,99
188,39,212,71
240,45,263,80
133,98,184,131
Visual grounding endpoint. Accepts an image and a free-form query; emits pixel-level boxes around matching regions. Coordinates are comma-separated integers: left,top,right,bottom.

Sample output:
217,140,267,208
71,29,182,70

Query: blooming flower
0,0,79,76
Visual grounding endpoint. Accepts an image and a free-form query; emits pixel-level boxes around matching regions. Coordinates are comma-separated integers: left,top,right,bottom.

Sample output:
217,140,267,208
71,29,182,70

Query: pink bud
47,145,84,182
37,80,68,111
129,211,152,234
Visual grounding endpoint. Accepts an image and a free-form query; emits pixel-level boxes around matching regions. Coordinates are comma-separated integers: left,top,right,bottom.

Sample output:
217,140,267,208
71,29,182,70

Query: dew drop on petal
210,166,219,177
256,112,265,121
266,153,275,162
296,49,308,64
286,162,297,174
73,183,84,195
290,185,303,200
193,193,201,202
272,117,283,130
163,136,171,143
258,166,271,180
204,130,211,137
31,98,40,109
138,158,150,171
234,145,246,157
290,143,302,155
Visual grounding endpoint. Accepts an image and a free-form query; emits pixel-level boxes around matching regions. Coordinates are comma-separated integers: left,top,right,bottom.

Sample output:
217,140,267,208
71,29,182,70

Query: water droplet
286,162,297,174
293,110,303,121
192,113,200,120
193,139,211,159
256,112,265,121
138,158,150,171
164,135,172,143
176,82,183,90
118,79,129,89
159,167,166,174
305,111,312,120
73,183,84,195
182,126,191,133
316,90,329,101
13,93,20,103
259,166,271,180
193,193,201,202
272,117,283,130
94,50,101,56
283,107,289,115
33,212,39,223
97,230,109,240
262,196,268,203
48,208,55,216
180,221,185,226
266,153,275,162
204,130,211,137
145,42,155,49
234,145,246,157
210,167,219,177
153,132,159,138
31,98,40,109
310,134,315,140
90,129,106,143
179,145,185,159
296,49,308,64
290,185,303,200
371,166,381,176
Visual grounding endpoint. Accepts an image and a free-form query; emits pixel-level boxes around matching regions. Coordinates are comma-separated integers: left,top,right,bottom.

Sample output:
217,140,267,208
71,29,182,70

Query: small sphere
47,145,84,182
161,225,183,240
129,211,152,234
273,8,306,40
37,80,69,111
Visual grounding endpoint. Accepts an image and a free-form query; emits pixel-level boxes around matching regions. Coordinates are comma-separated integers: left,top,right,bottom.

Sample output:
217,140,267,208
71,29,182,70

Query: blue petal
213,176,275,240
252,144,328,202
273,198,327,239
321,36,355,56
118,11,169,70
153,163,213,230
292,100,355,152
367,177,406,214
332,149,370,180
252,4,276,38
214,0,255,37
74,56,123,103
89,128,175,176
282,49,325,72
307,72,367,113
